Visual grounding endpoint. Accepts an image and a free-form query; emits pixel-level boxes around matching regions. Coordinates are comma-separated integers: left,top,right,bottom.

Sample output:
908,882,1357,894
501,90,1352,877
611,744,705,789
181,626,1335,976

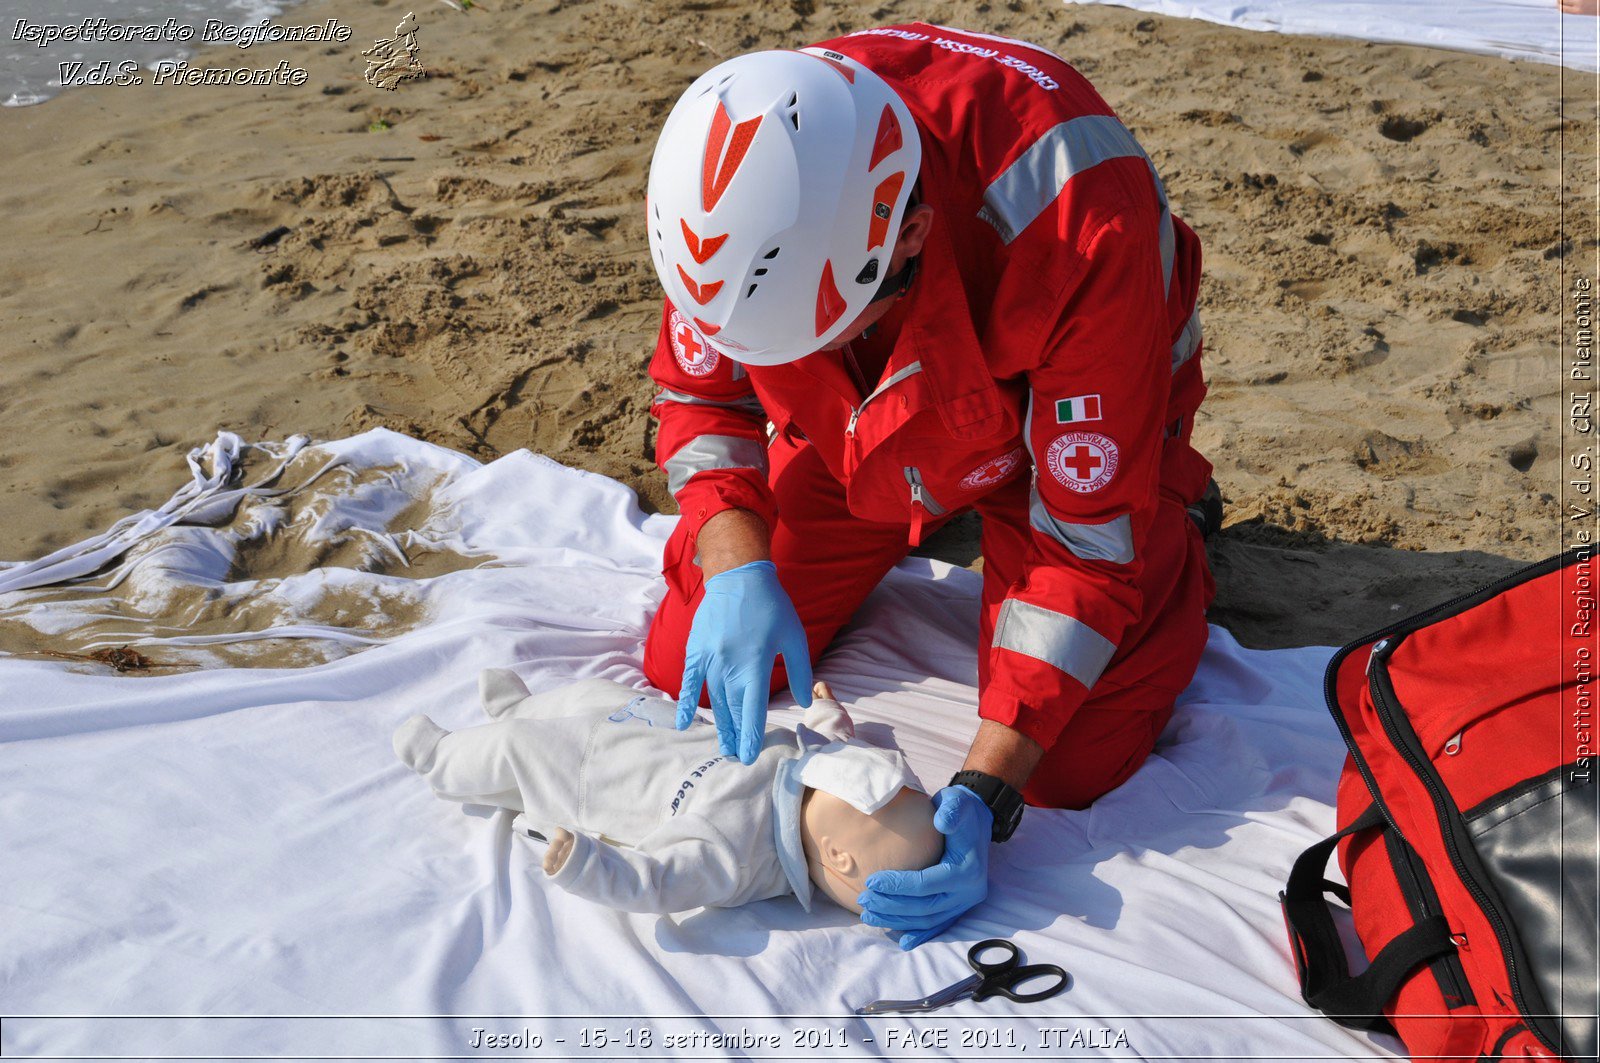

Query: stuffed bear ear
479,668,532,719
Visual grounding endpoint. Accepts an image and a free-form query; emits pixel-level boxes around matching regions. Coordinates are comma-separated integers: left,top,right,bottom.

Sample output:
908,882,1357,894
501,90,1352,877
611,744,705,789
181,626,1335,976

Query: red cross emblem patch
959,446,1025,492
1046,432,1118,493
668,310,720,377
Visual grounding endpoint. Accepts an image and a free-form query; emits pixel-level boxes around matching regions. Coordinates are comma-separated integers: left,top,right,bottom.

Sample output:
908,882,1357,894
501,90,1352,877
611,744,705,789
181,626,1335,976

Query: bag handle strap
1279,804,1457,1033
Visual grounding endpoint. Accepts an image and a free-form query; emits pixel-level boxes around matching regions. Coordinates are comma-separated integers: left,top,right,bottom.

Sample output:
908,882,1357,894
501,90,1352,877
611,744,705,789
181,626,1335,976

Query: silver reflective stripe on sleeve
1171,307,1202,373
1023,390,1038,464
992,599,1118,689
664,435,768,496
1029,485,1135,564
979,114,1152,245
1147,160,1175,297
654,388,766,416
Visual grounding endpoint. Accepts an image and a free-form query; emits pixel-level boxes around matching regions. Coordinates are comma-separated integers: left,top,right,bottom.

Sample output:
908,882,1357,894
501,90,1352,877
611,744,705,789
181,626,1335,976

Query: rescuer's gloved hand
676,560,813,764
856,785,992,949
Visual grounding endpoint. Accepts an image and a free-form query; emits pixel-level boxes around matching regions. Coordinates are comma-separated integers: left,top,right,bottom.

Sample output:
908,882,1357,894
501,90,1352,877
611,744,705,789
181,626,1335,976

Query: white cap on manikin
645,47,922,367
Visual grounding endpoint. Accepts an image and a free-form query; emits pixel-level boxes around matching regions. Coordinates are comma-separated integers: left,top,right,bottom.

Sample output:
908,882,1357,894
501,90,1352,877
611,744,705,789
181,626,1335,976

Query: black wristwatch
949,770,1025,842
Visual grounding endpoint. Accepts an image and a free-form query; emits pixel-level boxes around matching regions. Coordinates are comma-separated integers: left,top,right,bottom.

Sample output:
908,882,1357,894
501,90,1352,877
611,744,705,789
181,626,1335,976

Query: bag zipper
845,360,924,437
904,466,945,547
1381,825,1475,1008
1367,639,1560,1055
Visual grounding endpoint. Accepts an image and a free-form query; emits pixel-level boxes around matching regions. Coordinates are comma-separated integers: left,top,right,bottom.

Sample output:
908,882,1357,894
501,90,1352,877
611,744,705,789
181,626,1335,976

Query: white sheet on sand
1064,0,1600,71
0,429,1402,1061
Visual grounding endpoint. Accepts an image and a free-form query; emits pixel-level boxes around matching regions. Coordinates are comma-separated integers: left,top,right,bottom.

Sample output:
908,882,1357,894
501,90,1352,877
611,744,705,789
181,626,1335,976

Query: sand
0,0,1592,653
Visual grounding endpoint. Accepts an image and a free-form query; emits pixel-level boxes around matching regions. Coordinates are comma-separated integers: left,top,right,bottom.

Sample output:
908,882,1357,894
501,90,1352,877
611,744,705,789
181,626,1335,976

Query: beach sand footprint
0,437,494,674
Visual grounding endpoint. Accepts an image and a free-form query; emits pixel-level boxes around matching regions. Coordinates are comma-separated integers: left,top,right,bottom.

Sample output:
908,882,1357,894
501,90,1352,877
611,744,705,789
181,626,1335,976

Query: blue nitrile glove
676,559,814,765
857,785,992,950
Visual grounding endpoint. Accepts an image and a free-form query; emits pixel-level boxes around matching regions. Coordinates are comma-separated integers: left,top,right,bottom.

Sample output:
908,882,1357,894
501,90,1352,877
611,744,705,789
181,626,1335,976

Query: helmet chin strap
872,253,918,303
859,254,919,340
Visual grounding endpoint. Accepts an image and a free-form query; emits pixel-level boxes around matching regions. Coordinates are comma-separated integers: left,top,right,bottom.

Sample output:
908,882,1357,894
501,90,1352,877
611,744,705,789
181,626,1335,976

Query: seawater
2,0,305,107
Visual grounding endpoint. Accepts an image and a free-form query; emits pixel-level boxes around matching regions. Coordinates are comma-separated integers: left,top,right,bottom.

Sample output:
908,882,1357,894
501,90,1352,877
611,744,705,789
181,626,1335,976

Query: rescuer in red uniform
639,24,1218,947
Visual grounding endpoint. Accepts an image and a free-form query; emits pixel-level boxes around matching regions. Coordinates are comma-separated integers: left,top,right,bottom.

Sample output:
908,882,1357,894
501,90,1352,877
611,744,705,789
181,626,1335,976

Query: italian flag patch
1054,393,1103,424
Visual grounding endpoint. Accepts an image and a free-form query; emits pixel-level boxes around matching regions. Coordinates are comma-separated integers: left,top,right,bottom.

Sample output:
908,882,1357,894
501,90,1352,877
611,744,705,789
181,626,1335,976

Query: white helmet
646,47,922,366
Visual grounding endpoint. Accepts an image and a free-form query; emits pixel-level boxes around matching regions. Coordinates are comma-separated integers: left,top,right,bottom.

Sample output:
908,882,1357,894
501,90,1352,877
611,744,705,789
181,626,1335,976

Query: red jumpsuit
641,24,1217,809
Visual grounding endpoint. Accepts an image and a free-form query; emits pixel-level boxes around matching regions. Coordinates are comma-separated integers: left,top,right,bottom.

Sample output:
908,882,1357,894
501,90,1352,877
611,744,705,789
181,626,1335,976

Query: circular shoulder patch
1045,432,1119,493
668,310,720,377
959,446,1026,492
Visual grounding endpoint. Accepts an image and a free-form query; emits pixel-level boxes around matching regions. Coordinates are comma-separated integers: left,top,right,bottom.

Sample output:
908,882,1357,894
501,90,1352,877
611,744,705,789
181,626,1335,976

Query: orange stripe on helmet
868,104,902,171
677,264,724,306
680,219,729,265
867,171,905,252
701,102,763,213
815,259,847,337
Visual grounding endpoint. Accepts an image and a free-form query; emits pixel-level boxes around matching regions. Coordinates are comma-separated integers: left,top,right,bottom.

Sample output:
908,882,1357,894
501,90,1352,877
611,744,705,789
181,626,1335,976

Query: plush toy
393,671,943,915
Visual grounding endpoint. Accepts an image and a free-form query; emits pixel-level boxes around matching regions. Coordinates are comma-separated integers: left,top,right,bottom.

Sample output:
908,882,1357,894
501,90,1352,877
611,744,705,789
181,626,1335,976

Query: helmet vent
753,267,768,277
746,284,758,298
785,92,800,131
763,247,780,259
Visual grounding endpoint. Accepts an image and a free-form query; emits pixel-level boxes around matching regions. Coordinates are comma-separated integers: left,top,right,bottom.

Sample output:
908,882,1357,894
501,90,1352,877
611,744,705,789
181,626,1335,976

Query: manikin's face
799,785,943,914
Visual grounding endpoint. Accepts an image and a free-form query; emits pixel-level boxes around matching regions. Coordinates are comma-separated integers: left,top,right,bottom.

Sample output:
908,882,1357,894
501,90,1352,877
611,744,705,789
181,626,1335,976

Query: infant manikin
393,671,943,915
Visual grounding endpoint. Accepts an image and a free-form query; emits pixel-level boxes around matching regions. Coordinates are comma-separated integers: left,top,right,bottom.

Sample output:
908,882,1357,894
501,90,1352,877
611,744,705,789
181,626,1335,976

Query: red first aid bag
1282,548,1597,1061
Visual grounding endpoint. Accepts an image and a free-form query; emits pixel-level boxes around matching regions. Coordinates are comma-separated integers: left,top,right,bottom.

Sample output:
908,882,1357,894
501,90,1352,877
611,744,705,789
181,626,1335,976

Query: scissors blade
853,973,983,1016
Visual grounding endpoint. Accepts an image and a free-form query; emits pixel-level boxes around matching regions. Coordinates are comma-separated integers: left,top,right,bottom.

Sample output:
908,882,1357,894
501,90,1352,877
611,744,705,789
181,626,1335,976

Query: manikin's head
800,784,942,914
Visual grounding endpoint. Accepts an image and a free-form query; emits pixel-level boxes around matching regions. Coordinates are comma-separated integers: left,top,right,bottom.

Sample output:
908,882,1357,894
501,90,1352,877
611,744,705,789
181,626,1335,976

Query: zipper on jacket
904,466,946,548
1366,641,1560,1055
846,361,924,437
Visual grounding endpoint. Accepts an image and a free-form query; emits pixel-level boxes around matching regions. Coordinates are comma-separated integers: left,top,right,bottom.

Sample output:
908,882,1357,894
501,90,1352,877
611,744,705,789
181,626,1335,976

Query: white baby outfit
394,670,921,914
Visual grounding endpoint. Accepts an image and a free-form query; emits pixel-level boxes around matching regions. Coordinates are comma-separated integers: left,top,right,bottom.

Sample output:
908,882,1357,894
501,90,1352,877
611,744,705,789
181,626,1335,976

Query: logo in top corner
669,310,720,377
362,12,426,91
1046,431,1118,493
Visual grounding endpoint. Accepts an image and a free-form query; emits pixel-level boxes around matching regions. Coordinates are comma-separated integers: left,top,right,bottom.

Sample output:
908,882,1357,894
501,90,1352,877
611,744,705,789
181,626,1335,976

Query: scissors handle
967,939,1069,1004
966,939,1021,975
972,961,1070,1003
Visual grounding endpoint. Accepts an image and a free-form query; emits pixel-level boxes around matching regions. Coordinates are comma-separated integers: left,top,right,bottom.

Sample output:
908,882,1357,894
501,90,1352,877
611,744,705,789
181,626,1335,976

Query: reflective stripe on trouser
642,426,1215,810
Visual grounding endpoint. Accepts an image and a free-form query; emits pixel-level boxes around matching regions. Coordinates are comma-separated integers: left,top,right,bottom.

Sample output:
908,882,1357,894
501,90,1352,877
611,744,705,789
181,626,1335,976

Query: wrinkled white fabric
1064,0,1600,71
0,433,309,594
0,430,1403,1061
